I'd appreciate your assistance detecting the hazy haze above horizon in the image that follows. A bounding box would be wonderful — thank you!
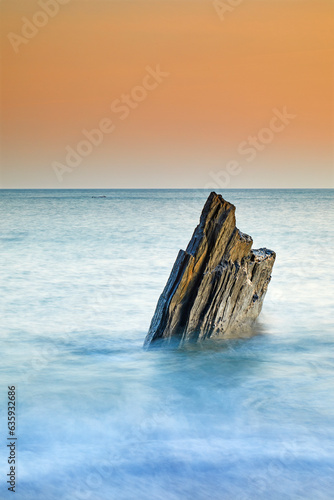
[1,0,333,189]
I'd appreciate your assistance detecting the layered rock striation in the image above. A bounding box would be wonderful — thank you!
[144,192,275,347]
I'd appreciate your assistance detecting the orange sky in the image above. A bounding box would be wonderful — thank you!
[0,0,333,188]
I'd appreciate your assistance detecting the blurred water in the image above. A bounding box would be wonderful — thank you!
[0,188,333,500]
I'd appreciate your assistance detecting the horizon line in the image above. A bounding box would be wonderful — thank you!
[0,187,333,191]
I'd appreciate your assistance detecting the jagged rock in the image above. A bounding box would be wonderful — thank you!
[144,192,275,347]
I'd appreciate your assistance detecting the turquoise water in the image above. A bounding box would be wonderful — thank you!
[0,189,334,499]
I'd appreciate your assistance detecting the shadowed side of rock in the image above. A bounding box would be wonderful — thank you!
[144,192,276,348]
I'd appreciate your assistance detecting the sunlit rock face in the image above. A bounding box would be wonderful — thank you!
[144,192,275,347]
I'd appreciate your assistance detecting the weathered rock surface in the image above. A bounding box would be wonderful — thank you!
[144,192,275,347]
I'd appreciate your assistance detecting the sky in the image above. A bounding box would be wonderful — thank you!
[0,0,333,188]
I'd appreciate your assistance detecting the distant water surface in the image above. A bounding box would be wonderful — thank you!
[0,189,334,499]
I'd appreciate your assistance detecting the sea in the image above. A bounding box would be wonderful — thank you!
[0,188,333,500]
